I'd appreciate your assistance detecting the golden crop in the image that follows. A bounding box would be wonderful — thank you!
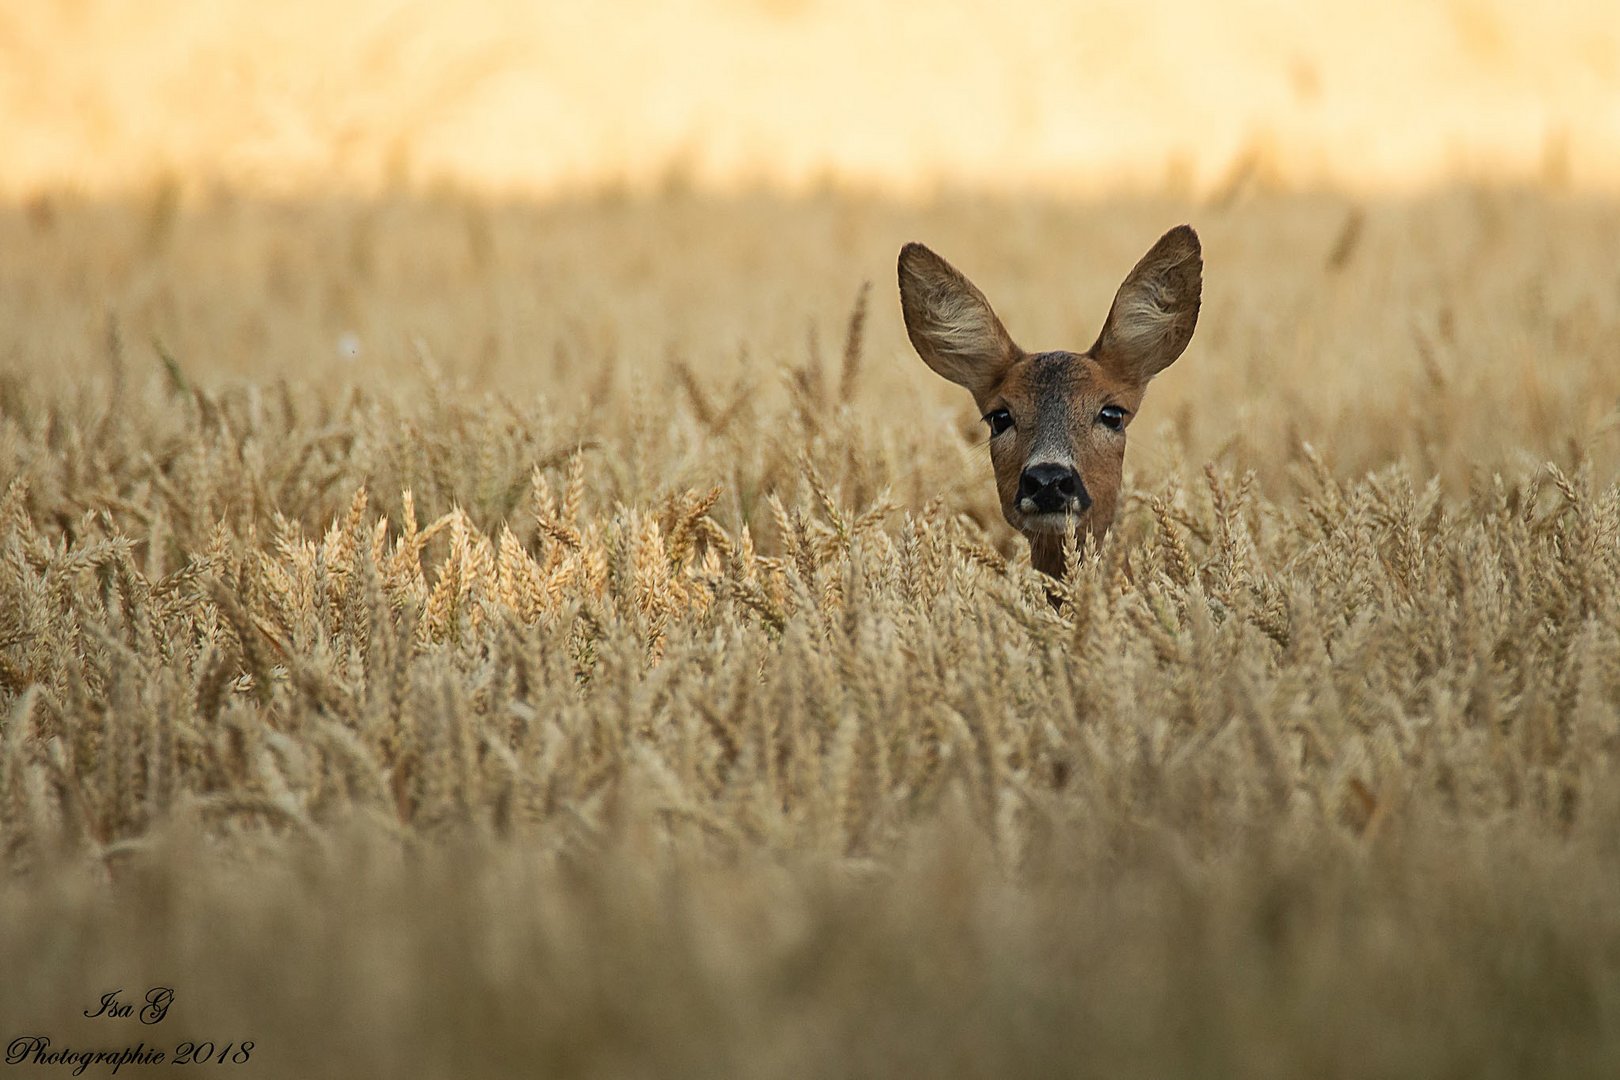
[1,190,1618,1077]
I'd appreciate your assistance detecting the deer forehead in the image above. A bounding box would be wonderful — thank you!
[993,352,1138,417]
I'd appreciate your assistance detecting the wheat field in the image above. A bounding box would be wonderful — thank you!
[2,188,1619,1077]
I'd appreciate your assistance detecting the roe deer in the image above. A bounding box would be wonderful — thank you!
[898,226,1201,579]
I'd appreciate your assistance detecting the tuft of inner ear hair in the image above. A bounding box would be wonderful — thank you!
[1095,225,1202,383]
[897,242,1019,399]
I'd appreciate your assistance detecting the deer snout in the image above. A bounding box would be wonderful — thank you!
[1018,463,1092,515]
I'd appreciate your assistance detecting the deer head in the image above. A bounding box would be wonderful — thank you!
[898,226,1201,578]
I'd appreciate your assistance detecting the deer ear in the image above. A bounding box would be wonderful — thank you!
[898,243,1019,404]
[1093,225,1201,386]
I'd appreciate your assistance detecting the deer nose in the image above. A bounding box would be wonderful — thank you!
[1018,464,1092,514]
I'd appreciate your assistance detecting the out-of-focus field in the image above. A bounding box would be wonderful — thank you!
[1,189,1619,1077]
[4,0,1620,197]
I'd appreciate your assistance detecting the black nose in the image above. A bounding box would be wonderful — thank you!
[1018,464,1092,514]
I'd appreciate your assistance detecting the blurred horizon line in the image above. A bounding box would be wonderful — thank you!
[3,160,1613,210]
[4,0,1619,202]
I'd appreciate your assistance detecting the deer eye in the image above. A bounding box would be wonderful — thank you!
[984,409,1014,437]
[1097,405,1127,431]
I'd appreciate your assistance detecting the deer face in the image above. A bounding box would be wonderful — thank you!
[898,226,1201,577]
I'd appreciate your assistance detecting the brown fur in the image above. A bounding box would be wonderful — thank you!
[898,226,1202,580]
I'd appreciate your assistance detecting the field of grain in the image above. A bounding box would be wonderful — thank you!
[1,187,1619,1078]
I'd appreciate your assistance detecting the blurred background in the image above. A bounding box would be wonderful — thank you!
[4,0,1619,199]
[4,0,1619,496]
